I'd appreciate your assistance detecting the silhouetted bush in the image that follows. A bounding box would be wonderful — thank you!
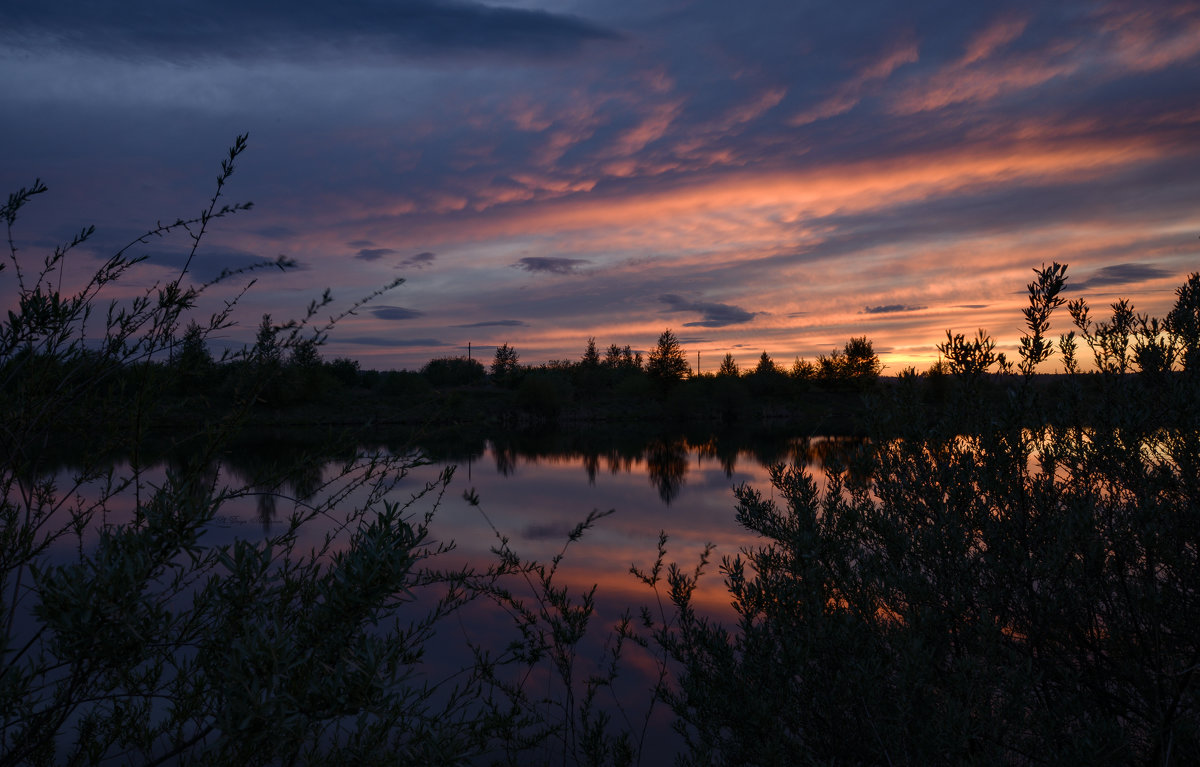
[374,369,433,398]
[2,138,651,765]
[516,373,566,420]
[421,355,486,387]
[326,356,361,388]
[639,264,1200,765]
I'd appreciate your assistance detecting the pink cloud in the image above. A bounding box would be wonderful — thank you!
[789,38,919,126]
[959,15,1028,66]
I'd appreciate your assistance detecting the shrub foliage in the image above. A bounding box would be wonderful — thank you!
[641,264,1200,765]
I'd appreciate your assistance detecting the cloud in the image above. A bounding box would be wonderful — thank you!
[514,256,590,275]
[3,0,619,62]
[1074,262,1172,290]
[398,251,437,269]
[355,247,397,261]
[954,304,989,309]
[862,304,927,314]
[136,244,285,283]
[370,306,424,321]
[660,294,757,328]
[789,37,919,126]
[454,319,528,328]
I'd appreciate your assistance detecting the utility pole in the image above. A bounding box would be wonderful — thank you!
[697,350,700,375]
[468,341,471,361]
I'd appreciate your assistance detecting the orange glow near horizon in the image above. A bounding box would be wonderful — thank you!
[270,128,1200,372]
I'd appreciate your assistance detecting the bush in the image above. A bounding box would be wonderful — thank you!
[326,356,361,388]
[640,265,1200,765]
[1,138,655,765]
[421,356,486,387]
[516,371,569,420]
[817,336,882,390]
[374,369,433,398]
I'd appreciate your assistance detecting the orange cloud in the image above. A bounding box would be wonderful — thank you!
[1096,2,1200,72]
[959,15,1028,66]
[790,38,919,126]
[888,56,1075,115]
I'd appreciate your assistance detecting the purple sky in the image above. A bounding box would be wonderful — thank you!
[3,0,1199,372]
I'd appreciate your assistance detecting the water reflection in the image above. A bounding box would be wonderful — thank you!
[446,429,869,505]
[646,437,688,504]
[42,427,869,543]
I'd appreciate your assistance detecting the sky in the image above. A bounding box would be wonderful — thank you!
[3,0,1199,372]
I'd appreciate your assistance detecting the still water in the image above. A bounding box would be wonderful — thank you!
[187,431,864,616]
[34,430,865,761]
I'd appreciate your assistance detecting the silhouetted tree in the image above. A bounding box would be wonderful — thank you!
[491,342,520,386]
[173,321,214,395]
[604,343,623,369]
[790,357,816,381]
[1168,272,1200,371]
[177,321,212,369]
[753,351,777,376]
[289,336,321,369]
[646,329,689,385]
[718,353,739,377]
[253,313,282,366]
[841,336,882,385]
[818,336,882,389]
[582,337,601,367]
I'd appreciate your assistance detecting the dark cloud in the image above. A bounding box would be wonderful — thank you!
[862,304,927,314]
[336,336,444,347]
[356,247,397,262]
[134,244,285,283]
[954,304,989,309]
[3,0,619,62]
[454,319,528,328]
[398,251,437,269]
[514,257,590,275]
[1075,262,1172,290]
[660,294,757,328]
[370,306,423,321]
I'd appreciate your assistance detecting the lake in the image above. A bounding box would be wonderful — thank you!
[26,428,865,762]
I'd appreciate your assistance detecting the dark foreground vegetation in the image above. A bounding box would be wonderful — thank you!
[3,138,1199,764]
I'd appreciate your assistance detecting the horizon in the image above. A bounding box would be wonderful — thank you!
[3,1,1199,372]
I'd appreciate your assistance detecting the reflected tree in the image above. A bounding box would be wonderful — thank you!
[646,436,688,504]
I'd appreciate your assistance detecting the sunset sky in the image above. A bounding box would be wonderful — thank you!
[3,0,1199,372]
